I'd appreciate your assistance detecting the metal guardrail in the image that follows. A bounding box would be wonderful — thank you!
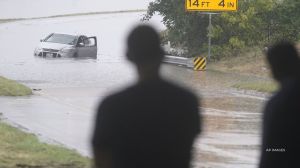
[163,55,194,68]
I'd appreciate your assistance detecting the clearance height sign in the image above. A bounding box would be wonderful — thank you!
[186,0,238,11]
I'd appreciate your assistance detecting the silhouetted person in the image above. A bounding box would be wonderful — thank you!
[259,41,300,168]
[92,25,201,168]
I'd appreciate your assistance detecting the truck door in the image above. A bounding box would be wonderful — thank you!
[77,36,97,58]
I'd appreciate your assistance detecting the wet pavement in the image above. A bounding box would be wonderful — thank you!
[0,12,267,168]
[194,107,262,168]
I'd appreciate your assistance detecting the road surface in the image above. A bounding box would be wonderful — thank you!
[0,11,266,168]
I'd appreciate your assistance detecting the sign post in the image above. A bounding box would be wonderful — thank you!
[208,13,212,60]
[185,0,238,61]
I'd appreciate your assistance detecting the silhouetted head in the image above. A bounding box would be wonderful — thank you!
[126,25,165,81]
[266,41,300,82]
[126,25,164,65]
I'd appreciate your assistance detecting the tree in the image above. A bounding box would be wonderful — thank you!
[144,0,300,59]
[144,0,208,57]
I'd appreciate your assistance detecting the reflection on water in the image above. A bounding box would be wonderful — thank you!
[11,56,134,89]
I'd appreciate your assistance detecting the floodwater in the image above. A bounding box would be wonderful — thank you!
[0,0,153,19]
[0,11,266,168]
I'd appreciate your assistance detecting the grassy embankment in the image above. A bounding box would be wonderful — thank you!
[0,76,91,167]
[0,76,32,96]
[0,121,91,168]
[208,48,278,93]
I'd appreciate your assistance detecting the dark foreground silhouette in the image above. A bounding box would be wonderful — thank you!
[92,25,201,168]
[259,41,300,168]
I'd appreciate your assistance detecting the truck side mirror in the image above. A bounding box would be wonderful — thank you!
[78,42,84,47]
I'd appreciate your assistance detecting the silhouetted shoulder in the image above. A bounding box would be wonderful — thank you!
[109,79,199,101]
[93,24,201,168]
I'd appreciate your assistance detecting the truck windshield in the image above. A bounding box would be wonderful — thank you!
[44,34,77,45]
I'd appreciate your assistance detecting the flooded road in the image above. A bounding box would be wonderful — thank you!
[0,12,266,168]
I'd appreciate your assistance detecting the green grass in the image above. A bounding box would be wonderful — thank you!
[0,76,32,96]
[208,47,270,78]
[0,19,22,24]
[207,49,281,93]
[232,81,278,93]
[0,121,91,168]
